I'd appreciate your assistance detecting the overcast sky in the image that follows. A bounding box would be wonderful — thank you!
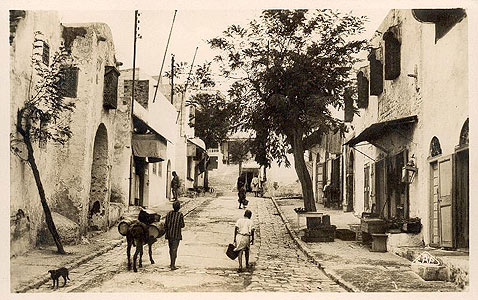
[59,9,390,86]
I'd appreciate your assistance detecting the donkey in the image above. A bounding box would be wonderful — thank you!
[123,210,161,272]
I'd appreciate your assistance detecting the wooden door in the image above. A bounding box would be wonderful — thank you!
[455,149,469,248]
[438,156,453,248]
[316,161,324,203]
[430,161,440,246]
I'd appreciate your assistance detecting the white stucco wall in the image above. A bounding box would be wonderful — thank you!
[348,9,468,246]
[10,12,129,254]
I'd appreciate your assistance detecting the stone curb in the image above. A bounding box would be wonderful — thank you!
[14,196,209,293]
[14,239,124,293]
[270,197,362,293]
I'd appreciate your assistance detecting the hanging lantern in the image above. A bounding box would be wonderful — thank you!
[402,159,418,184]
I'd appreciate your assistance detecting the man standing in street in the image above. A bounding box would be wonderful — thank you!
[171,171,180,202]
[234,209,255,272]
[164,201,184,270]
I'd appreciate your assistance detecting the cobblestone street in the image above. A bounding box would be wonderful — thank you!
[30,194,344,292]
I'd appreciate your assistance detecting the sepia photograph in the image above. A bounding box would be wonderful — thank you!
[5,0,475,297]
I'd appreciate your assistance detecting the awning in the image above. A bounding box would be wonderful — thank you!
[132,134,167,162]
[242,161,261,169]
[344,115,418,147]
[187,137,206,151]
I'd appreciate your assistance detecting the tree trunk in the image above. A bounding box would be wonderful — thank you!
[24,136,66,254]
[291,131,316,212]
[204,163,209,190]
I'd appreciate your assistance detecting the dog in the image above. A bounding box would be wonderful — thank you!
[125,210,161,272]
[48,267,70,289]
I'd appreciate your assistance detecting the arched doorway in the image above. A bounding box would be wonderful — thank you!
[455,119,469,249]
[88,124,109,231]
[346,151,354,212]
[429,136,453,247]
[166,160,172,200]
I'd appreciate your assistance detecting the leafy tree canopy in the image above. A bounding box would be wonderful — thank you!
[209,9,368,166]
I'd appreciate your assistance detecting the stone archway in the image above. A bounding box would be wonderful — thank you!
[88,124,109,231]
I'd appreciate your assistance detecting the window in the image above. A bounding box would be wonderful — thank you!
[459,118,469,146]
[368,51,383,95]
[357,71,369,108]
[158,161,162,177]
[430,136,442,157]
[61,67,79,98]
[383,31,401,80]
[42,41,50,66]
[103,66,120,109]
[152,162,157,175]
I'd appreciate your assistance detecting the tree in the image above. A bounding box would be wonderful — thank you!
[11,38,75,254]
[209,10,367,212]
[228,139,252,176]
[190,92,236,149]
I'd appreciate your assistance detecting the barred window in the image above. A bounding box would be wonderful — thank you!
[430,136,442,157]
[459,118,469,146]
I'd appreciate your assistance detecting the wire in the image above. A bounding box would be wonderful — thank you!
[153,10,177,103]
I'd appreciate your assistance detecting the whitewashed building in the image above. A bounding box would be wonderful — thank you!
[344,9,468,250]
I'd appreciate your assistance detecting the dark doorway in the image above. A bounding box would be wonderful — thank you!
[455,149,469,249]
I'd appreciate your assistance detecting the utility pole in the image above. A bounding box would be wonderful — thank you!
[129,10,140,208]
[170,54,175,104]
[131,10,139,119]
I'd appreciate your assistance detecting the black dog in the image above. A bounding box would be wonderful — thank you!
[48,267,70,289]
[126,210,161,272]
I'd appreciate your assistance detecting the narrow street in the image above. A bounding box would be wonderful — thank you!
[32,194,344,292]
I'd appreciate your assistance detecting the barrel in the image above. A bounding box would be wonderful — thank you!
[118,220,131,236]
[148,221,165,239]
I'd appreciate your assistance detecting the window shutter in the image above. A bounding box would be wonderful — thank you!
[344,91,354,122]
[357,71,369,108]
[384,32,401,80]
[42,42,50,66]
[368,52,383,95]
[103,66,120,109]
[61,67,79,98]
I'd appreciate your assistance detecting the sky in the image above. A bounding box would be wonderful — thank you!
[58,9,391,89]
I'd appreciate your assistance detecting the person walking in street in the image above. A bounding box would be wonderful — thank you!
[237,174,247,209]
[171,171,180,202]
[238,185,248,209]
[251,175,260,197]
[164,201,184,270]
[234,209,255,272]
